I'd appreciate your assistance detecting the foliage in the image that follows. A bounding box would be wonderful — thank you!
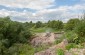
[0,17,32,55]
[31,27,59,33]
[35,21,43,28]
[56,48,64,55]
[55,39,62,44]
[47,20,63,30]
[65,18,80,30]
[23,21,35,29]
[64,31,79,44]
[65,43,77,50]
[34,45,50,53]
[55,36,65,44]
[75,20,85,37]
[1,16,85,55]
[3,44,34,55]
[74,20,85,43]
[31,27,47,33]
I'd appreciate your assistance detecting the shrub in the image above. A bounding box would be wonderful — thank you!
[0,17,33,55]
[64,31,79,43]
[7,44,35,55]
[54,36,65,44]
[65,43,77,50]
[34,45,49,53]
[47,20,63,30]
[75,21,85,37]
[55,39,62,44]
[75,20,85,43]
[56,48,64,55]
[65,18,80,30]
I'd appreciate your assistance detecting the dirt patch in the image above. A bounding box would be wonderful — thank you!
[31,33,55,47]
[34,39,68,55]
[32,32,67,55]
[31,32,63,47]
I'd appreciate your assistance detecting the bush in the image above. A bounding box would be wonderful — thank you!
[56,49,64,55]
[34,45,50,53]
[64,31,79,43]
[0,17,33,55]
[65,18,80,30]
[65,43,77,50]
[75,21,85,37]
[54,36,65,44]
[75,20,85,43]
[6,44,35,55]
[55,39,62,44]
[47,20,63,30]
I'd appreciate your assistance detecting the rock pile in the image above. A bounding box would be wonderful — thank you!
[70,48,85,55]
[31,33,55,47]
[35,39,68,55]
[65,48,85,55]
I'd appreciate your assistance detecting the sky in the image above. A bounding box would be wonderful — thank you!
[0,0,85,23]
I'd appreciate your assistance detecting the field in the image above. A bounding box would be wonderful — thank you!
[30,27,61,33]
[0,17,85,55]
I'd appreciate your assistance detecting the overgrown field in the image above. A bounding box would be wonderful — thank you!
[0,17,85,55]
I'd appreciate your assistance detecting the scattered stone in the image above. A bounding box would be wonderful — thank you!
[70,48,85,55]
[31,33,55,47]
[32,33,85,55]
[65,50,73,55]
[34,39,68,55]
[56,39,68,50]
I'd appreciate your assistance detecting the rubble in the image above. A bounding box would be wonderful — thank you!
[31,33,85,55]
[31,33,55,47]
[34,39,68,55]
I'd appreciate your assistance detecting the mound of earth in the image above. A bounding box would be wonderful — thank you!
[34,39,68,55]
[31,32,63,47]
[65,48,85,55]
[32,32,85,55]
[31,33,55,47]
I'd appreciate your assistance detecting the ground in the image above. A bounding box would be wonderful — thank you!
[31,32,85,55]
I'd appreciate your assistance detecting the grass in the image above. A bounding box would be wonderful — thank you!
[34,45,50,53]
[65,43,78,50]
[56,48,64,55]
[30,27,61,33]
[31,27,47,33]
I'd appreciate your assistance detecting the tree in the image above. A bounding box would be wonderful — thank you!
[65,18,80,30]
[0,17,32,55]
[23,21,35,28]
[35,21,43,28]
[75,20,85,43]
[74,13,85,43]
[47,20,63,30]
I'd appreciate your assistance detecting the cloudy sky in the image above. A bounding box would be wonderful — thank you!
[0,0,85,22]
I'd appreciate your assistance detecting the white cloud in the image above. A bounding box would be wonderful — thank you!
[0,4,85,22]
[32,4,85,22]
[0,0,54,10]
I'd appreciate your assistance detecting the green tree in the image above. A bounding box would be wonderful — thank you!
[24,21,35,28]
[35,21,43,28]
[47,20,63,30]
[75,20,85,43]
[0,17,32,55]
[65,18,80,30]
